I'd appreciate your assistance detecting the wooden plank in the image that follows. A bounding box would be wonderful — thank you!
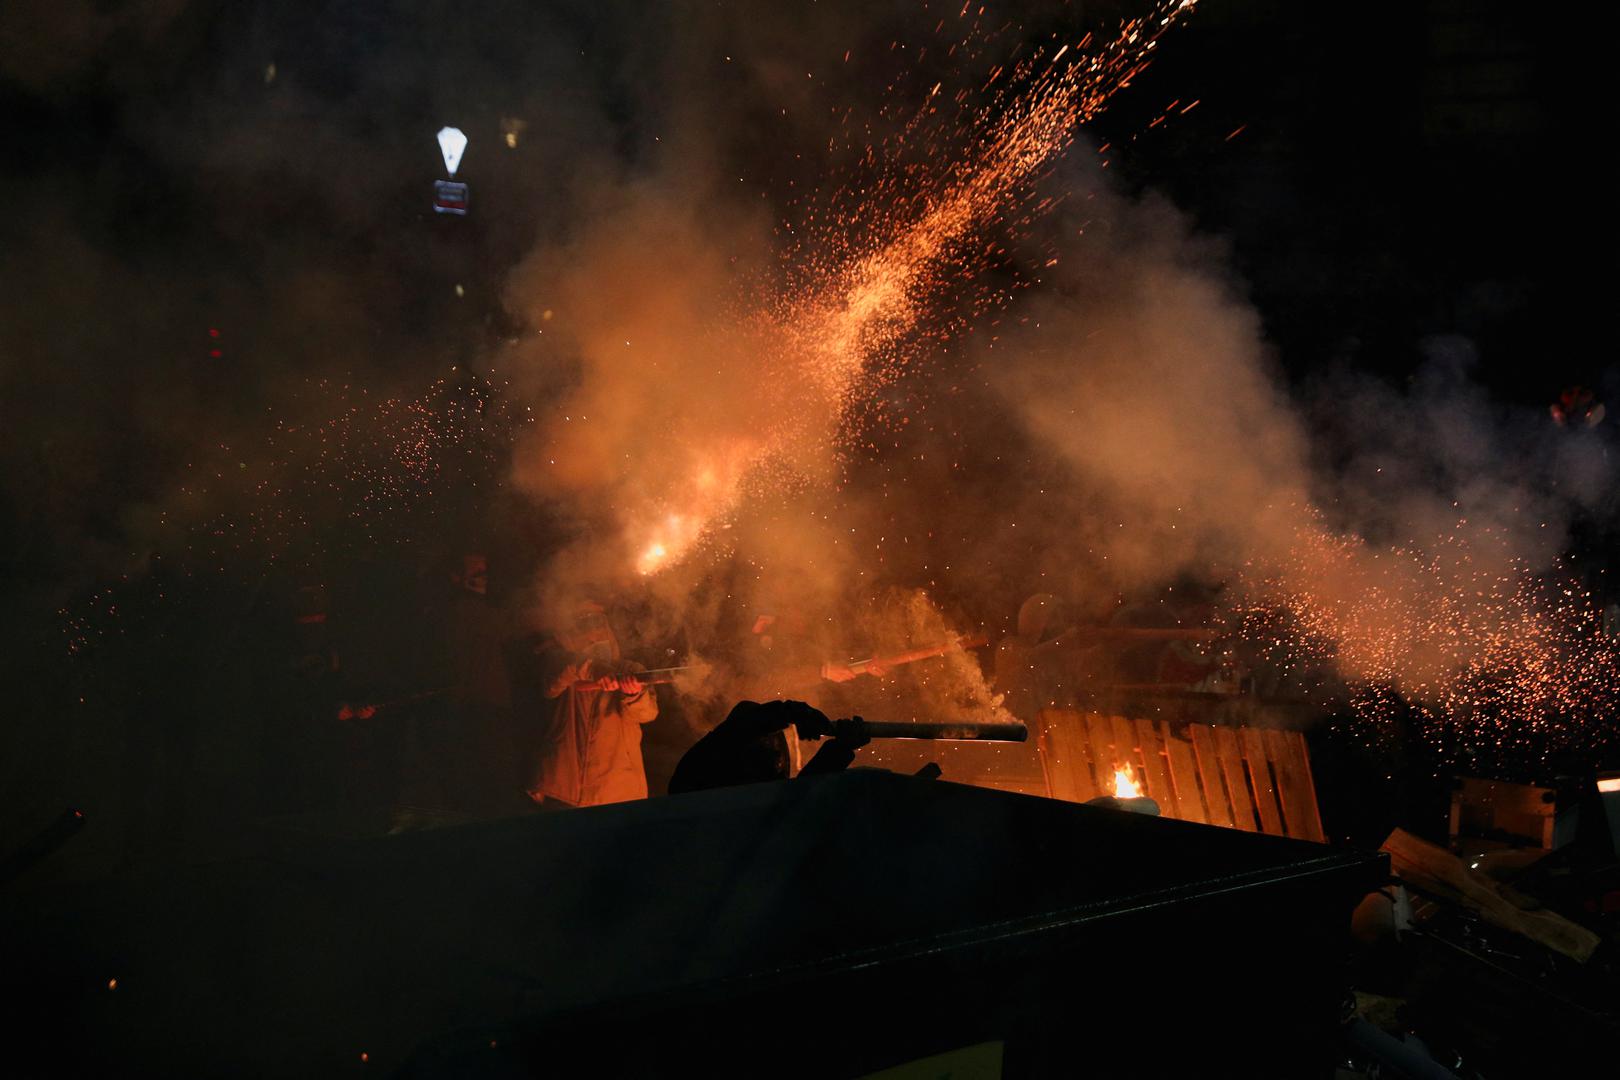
[1033,710,1065,801]
[1264,728,1325,842]
[1452,778,1560,849]
[1241,727,1285,836]
[1213,725,1258,831]
[1035,709,1096,803]
[1383,828,1600,963]
[1160,721,1208,824]
[1188,723,1233,828]
[1132,716,1178,817]
[1065,713,1098,802]
[1085,712,1118,796]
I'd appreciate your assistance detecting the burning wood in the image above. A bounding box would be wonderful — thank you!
[1112,765,1143,799]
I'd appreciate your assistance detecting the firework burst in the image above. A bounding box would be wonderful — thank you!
[616,2,1202,575]
[1233,519,1620,773]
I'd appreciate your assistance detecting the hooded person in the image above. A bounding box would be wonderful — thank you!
[993,593,1086,717]
[526,600,658,808]
[736,605,889,703]
[667,700,871,795]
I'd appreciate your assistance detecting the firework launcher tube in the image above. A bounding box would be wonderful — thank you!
[807,717,1027,742]
[841,632,991,676]
[570,666,689,693]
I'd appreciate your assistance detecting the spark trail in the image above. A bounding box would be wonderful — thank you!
[1233,520,1620,772]
[627,1,1201,575]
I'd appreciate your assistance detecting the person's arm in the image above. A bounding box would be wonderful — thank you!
[538,643,591,700]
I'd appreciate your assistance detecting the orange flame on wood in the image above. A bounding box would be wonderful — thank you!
[1112,765,1143,799]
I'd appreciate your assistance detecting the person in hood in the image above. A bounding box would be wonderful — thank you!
[526,600,658,808]
[667,699,870,795]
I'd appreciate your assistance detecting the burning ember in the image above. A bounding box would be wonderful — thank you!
[1234,519,1620,771]
[1112,766,1143,799]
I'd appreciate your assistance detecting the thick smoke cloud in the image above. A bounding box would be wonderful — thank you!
[1,2,610,604]
[4,0,1614,853]
[0,0,630,856]
[499,103,1615,745]
[972,171,1615,733]
[991,183,1313,587]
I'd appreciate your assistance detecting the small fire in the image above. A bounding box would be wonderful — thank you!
[636,541,670,576]
[634,512,704,576]
[629,441,757,576]
[1112,766,1143,799]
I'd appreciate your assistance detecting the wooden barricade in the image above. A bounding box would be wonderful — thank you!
[1034,709,1326,842]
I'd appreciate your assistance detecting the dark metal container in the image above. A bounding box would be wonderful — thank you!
[5,771,1383,1078]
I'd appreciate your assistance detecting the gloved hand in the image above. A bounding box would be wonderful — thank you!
[584,660,644,695]
[770,700,832,740]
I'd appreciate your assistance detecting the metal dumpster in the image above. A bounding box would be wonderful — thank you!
[4,770,1384,1077]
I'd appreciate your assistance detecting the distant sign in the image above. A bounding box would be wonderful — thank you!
[433,179,469,216]
[437,126,467,176]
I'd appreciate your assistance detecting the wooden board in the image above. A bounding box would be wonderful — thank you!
[1159,722,1207,825]
[1264,728,1325,842]
[1085,713,1118,796]
[1034,710,1096,803]
[1028,712,1325,843]
[1132,716,1178,817]
[1383,828,1599,963]
[1240,727,1285,836]
[1189,723,1234,828]
[1213,725,1257,831]
[1450,777,1560,849]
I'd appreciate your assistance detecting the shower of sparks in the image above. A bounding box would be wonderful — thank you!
[61,375,524,655]
[1232,522,1620,772]
[184,374,516,554]
[625,1,1201,575]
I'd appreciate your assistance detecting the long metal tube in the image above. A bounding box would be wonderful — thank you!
[831,718,1028,742]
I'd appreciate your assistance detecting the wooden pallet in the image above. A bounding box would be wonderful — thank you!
[1448,776,1575,852]
[1034,709,1326,842]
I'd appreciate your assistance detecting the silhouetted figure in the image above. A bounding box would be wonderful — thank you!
[667,700,870,795]
[407,551,520,817]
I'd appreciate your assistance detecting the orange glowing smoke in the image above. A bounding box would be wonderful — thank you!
[1112,765,1144,799]
[622,1,1201,576]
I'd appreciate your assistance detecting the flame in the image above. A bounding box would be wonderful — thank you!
[636,541,670,576]
[629,440,756,575]
[1112,766,1143,799]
